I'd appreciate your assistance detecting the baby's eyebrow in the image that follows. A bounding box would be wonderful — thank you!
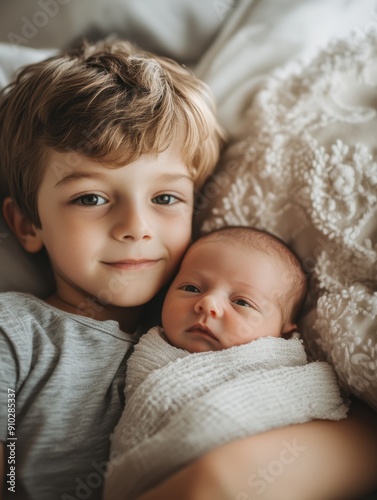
[233,281,271,301]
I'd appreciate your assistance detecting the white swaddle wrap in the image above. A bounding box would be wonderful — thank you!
[104,327,348,499]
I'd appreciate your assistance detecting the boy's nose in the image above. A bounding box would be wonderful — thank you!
[112,204,152,242]
[194,294,223,318]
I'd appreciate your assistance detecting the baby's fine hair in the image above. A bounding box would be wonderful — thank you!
[196,226,308,324]
[0,40,225,227]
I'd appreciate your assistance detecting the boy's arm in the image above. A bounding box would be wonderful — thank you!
[137,399,377,500]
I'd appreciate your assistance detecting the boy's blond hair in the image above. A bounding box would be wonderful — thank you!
[0,40,225,227]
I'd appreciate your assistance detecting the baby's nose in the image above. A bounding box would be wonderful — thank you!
[194,293,223,318]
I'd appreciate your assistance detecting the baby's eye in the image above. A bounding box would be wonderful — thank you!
[233,299,251,307]
[152,194,179,205]
[74,194,107,206]
[181,284,200,293]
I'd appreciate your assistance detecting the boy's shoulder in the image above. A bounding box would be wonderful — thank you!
[0,291,58,324]
[0,290,135,390]
[0,290,134,340]
[0,291,65,350]
[0,290,42,306]
[0,291,45,318]
[0,291,82,340]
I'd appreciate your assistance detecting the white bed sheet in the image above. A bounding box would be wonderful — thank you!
[195,0,377,138]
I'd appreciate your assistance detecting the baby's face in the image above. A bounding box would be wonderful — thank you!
[162,239,295,353]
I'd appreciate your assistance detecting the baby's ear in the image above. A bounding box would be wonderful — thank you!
[281,321,297,339]
[2,197,44,253]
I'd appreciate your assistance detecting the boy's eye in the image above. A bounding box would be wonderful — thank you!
[233,299,251,307]
[152,194,179,205]
[74,194,107,206]
[181,284,200,293]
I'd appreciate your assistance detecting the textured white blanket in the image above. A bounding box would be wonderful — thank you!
[104,327,348,499]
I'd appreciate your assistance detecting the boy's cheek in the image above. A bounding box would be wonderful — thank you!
[170,230,191,262]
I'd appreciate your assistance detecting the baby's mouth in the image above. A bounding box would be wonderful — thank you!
[187,323,218,341]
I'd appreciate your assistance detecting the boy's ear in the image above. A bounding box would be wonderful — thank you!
[2,197,44,253]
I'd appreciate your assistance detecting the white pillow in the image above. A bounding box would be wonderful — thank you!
[0,43,56,295]
[0,0,230,64]
[196,30,377,411]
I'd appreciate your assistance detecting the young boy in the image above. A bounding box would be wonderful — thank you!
[104,226,348,499]
[0,40,223,500]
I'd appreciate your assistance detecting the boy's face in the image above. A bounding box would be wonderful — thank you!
[162,239,295,353]
[32,143,194,314]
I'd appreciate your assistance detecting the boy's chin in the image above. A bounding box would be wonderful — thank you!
[109,287,161,309]
[96,268,169,309]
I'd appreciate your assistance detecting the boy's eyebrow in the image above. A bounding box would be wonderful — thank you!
[54,171,193,187]
[54,172,102,187]
[155,173,193,184]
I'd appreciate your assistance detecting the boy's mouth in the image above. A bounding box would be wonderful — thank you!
[103,259,161,270]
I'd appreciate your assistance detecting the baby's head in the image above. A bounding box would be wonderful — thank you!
[162,226,307,353]
[0,40,224,228]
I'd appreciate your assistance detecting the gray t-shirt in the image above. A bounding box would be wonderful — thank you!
[0,292,138,500]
